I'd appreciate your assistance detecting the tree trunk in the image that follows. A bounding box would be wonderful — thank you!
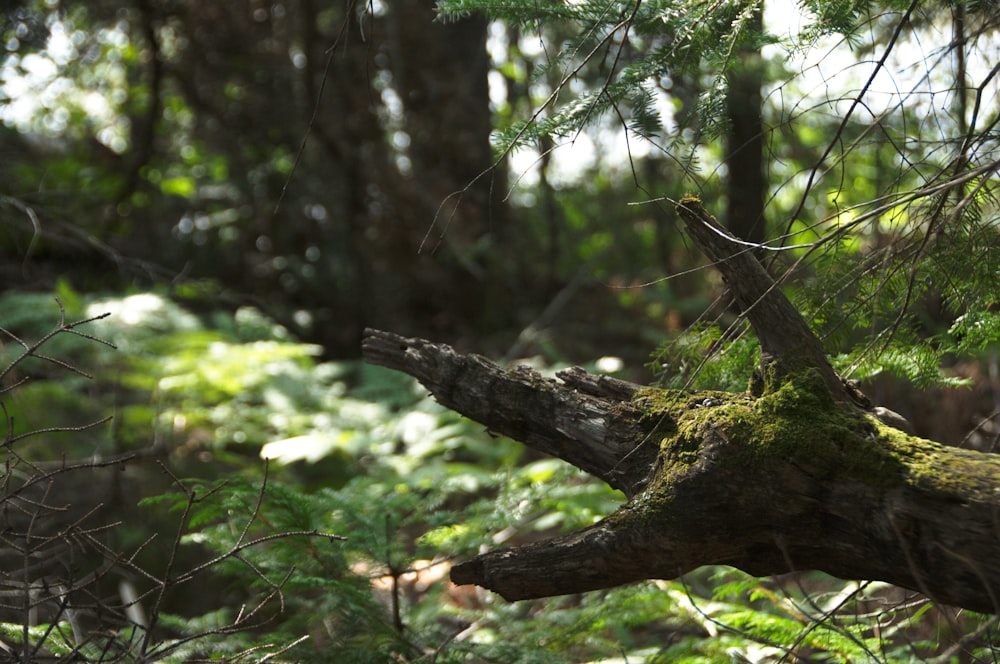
[361,197,1000,615]
[724,3,766,246]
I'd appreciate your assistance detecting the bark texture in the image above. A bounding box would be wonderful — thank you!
[361,197,1000,615]
[362,332,654,499]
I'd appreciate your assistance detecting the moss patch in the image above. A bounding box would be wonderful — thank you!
[882,430,1000,502]
[626,366,1000,511]
[631,369,907,489]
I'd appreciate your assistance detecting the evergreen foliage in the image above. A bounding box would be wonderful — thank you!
[444,0,1000,394]
[440,0,781,156]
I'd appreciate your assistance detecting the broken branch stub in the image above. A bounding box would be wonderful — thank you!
[675,195,846,400]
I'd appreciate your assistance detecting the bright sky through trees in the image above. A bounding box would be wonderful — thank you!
[486,0,999,191]
[1,16,130,149]
[5,1,996,186]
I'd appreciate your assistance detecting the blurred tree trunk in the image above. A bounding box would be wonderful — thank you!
[724,4,766,246]
[384,3,511,339]
[225,0,506,353]
[390,4,497,241]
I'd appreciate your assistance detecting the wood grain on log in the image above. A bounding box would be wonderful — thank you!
[362,329,658,498]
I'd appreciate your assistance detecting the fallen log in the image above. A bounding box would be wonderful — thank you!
[361,197,1000,614]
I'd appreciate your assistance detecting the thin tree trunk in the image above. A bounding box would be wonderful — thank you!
[724,4,766,245]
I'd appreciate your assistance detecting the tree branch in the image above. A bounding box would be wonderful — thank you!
[361,329,657,498]
[675,196,847,400]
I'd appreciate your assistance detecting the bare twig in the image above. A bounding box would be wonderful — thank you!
[0,299,114,384]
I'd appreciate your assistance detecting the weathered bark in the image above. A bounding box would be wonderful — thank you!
[675,196,849,401]
[362,333,653,498]
[361,197,1000,615]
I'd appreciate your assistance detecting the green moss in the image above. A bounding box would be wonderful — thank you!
[631,370,905,487]
[611,368,1000,538]
[883,430,1000,502]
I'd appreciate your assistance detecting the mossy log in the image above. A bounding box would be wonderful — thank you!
[361,197,1000,614]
